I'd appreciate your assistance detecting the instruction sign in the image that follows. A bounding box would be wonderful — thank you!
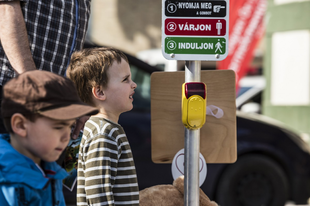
[165,1,227,17]
[162,0,229,61]
[165,37,226,54]
[165,19,227,36]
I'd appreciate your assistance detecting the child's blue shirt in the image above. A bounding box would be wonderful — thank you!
[0,134,68,206]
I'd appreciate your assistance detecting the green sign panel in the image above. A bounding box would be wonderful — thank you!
[165,37,226,55]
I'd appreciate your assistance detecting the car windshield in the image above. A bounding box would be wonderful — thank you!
[130,64,151,110]
[237,86,252,98]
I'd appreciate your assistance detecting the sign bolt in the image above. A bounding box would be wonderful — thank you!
[170,53,175,58]
[215,54,220,59]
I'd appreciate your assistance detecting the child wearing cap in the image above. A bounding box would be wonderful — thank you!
[0,70,98,205]
[66,47,139,206]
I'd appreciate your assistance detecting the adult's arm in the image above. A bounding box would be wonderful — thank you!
[0,1,36,74]
[72,115,90,139]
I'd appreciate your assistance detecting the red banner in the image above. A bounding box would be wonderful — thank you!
[216,0,267,88]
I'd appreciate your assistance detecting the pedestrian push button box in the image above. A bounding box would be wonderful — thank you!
[182,82,206,130]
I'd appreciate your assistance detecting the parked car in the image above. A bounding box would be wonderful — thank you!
[64,42,310,206]
[237,75,266,113]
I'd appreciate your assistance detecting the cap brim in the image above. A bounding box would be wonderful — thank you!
[39,104,98,120]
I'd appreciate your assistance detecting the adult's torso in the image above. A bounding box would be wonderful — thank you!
[0,0,92,85]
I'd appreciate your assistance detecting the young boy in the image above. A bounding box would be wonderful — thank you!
[66,47,139,205]
[0,70,98,205]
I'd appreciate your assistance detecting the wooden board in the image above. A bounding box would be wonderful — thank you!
[151,70,236,163]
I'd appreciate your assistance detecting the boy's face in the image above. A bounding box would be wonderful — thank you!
[24,116,75,164]
[104,58,137,116]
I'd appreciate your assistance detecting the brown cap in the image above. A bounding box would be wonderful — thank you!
[1,70,98,120]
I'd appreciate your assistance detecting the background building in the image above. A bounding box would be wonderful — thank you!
[89,0,162,54]
[263,0,310,142]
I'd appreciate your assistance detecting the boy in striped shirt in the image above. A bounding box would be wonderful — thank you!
[66,47,139,206]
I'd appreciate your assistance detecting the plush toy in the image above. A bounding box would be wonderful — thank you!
[140,176,218,206]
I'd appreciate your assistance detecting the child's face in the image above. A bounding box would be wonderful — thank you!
[104,58,137,116]
[24,116,75,164]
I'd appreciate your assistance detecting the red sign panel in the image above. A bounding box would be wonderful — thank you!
[165,18,226,36]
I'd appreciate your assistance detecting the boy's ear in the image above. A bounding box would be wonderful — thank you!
[11,113,27,138]
[92,85,106,101]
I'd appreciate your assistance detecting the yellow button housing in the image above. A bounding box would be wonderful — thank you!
[182,82,206,130]
[187,95,205,128]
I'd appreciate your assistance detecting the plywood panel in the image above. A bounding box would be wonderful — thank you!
[151,70,236,163]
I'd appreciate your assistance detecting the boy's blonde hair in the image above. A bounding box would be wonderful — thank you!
[66,47,128,106]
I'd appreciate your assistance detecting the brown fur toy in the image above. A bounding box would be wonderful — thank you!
[140,176,218,206]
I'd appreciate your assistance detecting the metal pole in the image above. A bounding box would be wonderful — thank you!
[184,60,201,206]
[185,61,201,82]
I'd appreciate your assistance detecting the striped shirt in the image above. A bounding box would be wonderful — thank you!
[77,117,139,206]
[0,0,91,85]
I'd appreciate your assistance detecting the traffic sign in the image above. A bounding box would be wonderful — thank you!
[165,19,227,36]
[165,1,226,17]
[165,37,226,55]
[162,0,229,61]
